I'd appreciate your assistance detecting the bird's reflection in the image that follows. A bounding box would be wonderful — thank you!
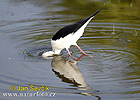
[51,55,101,99]
[51,55,88,87]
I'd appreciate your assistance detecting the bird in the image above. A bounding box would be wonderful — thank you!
[42,9,102,57]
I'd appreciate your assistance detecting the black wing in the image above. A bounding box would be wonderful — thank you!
[52,9,102,40]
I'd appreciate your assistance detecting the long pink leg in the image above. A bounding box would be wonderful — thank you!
[66,49,71,62]
[76,45,93,58]
[76,45,86,55]
[66,48,71,56]
[66,48,77,61]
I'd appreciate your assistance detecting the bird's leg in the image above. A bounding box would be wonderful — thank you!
[66,48,71,56]
[76,45,93,58]
[76,45,86,55]
[66,48,77,61]
[66,49,71,62]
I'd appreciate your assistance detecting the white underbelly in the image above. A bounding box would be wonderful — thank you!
[51,33,82,51]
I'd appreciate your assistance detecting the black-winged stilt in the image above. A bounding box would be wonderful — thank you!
[42,9,101,57]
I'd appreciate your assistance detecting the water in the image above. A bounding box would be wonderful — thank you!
[0,0,140,100]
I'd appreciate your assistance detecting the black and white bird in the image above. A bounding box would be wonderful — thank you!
[42,9,101,57]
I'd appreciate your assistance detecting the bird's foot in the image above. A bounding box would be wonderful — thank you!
[82,53,93,58]
[85,54,93,58]
[67,55,77,62]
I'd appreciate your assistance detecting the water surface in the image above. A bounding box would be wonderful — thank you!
[0,0,140,100]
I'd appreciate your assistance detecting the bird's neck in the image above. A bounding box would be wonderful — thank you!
[53,50,61,55]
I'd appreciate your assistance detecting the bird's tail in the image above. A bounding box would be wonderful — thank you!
[88,8,103,18]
